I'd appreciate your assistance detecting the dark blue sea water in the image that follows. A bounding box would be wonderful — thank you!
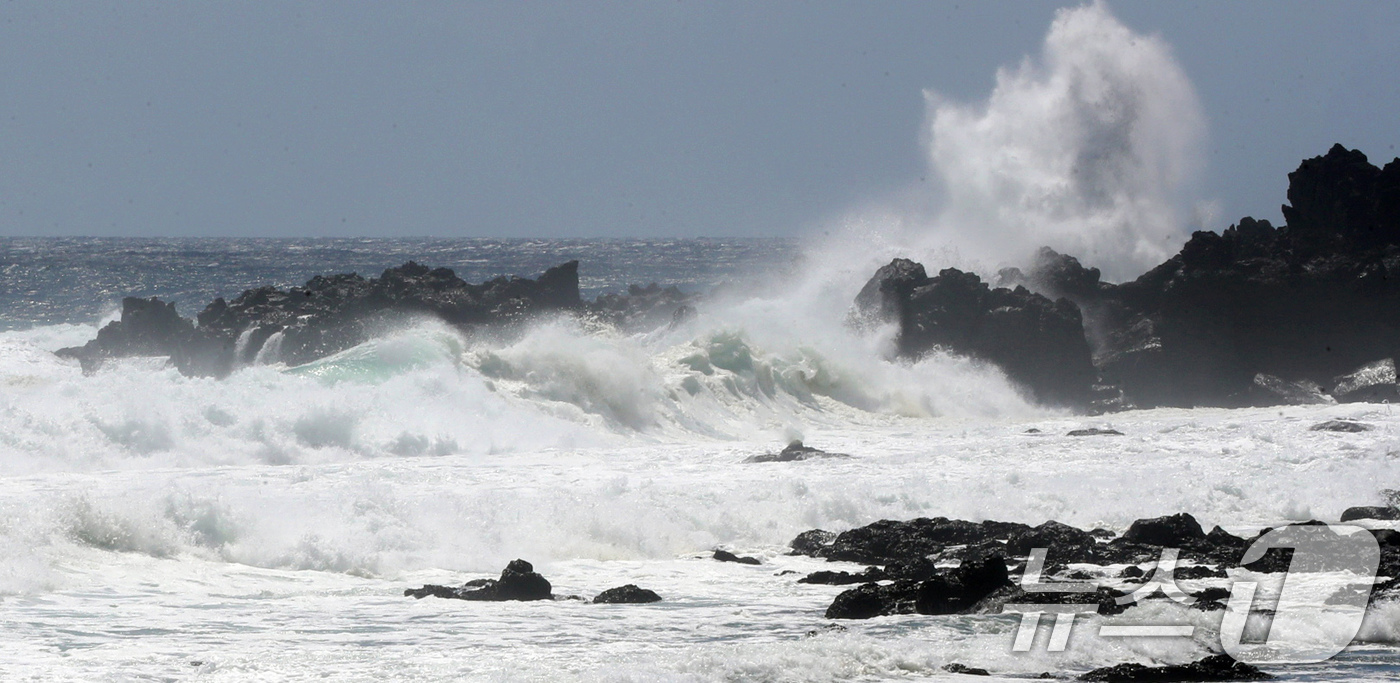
[0,236,799,330]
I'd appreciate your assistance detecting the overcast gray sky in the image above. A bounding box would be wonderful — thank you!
[1,1,1397,239]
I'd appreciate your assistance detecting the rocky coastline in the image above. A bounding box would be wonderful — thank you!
[57,145,1400,417]
[857,144,1400,411]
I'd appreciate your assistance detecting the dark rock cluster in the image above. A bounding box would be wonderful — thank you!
[404,559,664,605]
[790,507,1400,622]
[57,260,694,377]
[862,144,1400,410]
[713,549,762,565]
[852,259,1096,408]
[405,558,554,601]
[1078,654,1272,682]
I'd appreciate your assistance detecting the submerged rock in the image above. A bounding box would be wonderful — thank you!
[1310,420,1372,432]
[592,585,662,604]
[942,663,990,676]
[1078,654,1272,681]
[744,440,851,463]
[713,549,761,565]
[1066,427,1123,436]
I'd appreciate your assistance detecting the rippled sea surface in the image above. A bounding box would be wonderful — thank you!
[0,237,799,330]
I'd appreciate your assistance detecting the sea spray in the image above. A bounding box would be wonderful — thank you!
[926,1,1207,280]
[811,2,1208,284]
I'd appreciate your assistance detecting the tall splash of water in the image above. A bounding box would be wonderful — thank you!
[921,1,1206,282]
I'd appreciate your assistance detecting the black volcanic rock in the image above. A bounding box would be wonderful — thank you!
[942,663,991,676]
[404,559,553,601]
[1121,513,1207,548]
[1023,247,1107,302]
[854,263,1095,408]
[1341,505,1400,522]
[61,261,584,376]
[1088,146,1400,409]
[817,517,1031,565]
[971,583,1129,617]
[913,553,1012,615]
[788,529,837,556]
[852,258,929,325]
[1078,654,1271,682]
[55,297,196,373]
[1005,520,1098,560]
[745,440,851,463]
[824,581,917,619]
[953,145,1400,410]
[820,551,1130,620]
[713,549,761,565]
[593,584,662,604]
[799,568,888,585]
[58,260,693,378]
[588,282,696,332]
[1283,144,1400,253]
[824,553,1014,620]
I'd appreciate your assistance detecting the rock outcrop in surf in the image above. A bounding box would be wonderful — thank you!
[864,144,1400,410]
[405,558,554,601]
[56,260,693,377]
[791,509,1400,621]
[852,260,1097,408]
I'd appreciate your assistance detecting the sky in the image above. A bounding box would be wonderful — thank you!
[0,1,1397,242]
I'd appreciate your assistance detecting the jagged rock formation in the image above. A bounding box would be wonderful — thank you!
[791,509,1400,622]
[852,260,1097,408]
[57,260,692,377]
[868,144,1400,410]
